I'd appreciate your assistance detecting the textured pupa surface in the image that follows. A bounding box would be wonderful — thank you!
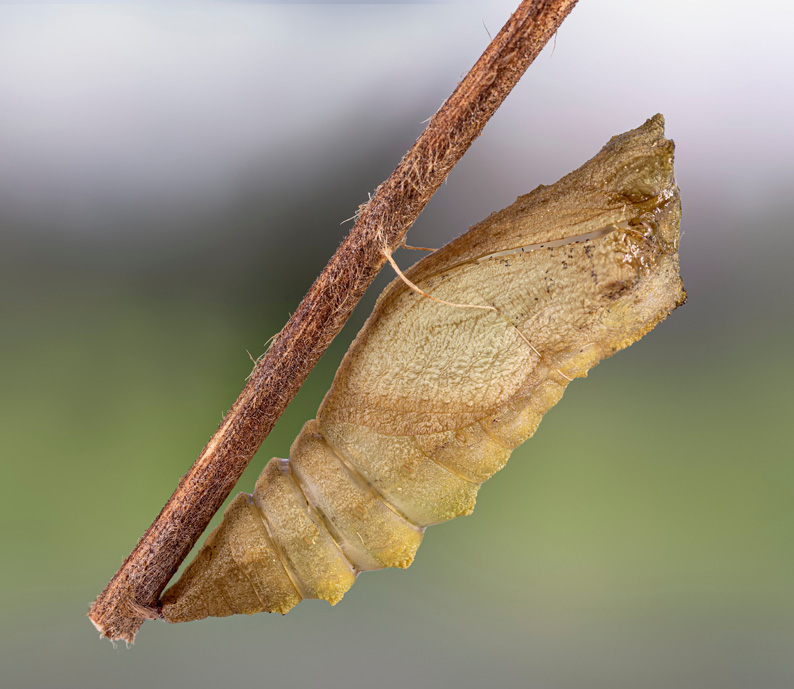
[161,115,685,623]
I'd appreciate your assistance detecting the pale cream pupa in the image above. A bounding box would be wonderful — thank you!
[161,115,685,623]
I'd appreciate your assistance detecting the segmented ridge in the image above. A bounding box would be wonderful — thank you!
[160,492,301,623]
[161,372,573,624]
[288,420,425,573]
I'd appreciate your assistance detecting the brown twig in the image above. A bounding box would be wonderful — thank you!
[88,0,580,644]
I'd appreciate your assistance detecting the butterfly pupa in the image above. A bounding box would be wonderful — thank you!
[160,115,685,623]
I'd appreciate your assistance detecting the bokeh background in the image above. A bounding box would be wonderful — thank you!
[1,1,792,687]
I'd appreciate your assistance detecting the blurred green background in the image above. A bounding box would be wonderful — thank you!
[1,1,792,687]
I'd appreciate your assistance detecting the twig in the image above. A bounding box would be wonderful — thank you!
[88,0,580,644]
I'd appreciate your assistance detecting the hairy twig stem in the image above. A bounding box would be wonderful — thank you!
[89,0,579,643]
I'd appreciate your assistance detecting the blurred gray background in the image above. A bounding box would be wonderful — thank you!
[1,1,792,688]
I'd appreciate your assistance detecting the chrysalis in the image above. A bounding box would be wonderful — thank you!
[161,115,685,623]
